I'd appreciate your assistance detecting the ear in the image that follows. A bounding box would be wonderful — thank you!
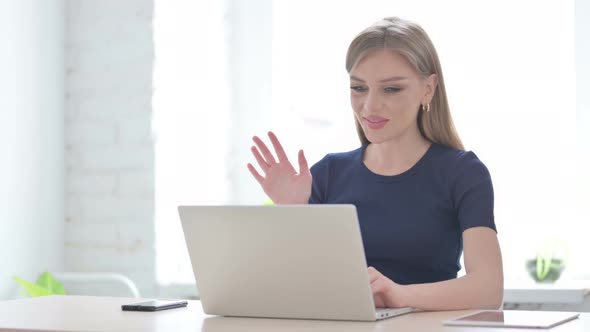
[423,74,438,104]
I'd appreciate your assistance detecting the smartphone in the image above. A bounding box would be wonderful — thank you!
[121,299,188,312]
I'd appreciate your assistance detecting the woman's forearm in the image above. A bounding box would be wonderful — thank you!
[397,270,503,311]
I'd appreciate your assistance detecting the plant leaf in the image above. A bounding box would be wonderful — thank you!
[536,256,544,280]
[13,277,52,297]
[36,272,66,295]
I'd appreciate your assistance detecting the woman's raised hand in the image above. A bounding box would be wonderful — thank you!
[247,132,312,204]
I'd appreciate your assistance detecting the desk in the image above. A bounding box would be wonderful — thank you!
[0,295,587,332]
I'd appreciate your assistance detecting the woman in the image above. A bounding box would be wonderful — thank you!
[247,17,503,311]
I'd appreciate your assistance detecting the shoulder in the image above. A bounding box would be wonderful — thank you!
[430,144,491,180]
[431,145,496,231]
[429,144,493,207]
[310,146,364,171]
[308,146,364,203]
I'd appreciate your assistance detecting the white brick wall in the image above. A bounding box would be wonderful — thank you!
[65,0,156,297]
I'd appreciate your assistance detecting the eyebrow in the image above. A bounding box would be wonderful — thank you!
[350,76,409,83]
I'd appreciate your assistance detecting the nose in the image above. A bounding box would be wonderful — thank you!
[364,90,382,113]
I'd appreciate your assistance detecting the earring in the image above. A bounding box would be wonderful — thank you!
[423,103,430,113]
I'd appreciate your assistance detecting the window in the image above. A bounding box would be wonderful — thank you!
[271,0,582,281]
[154,0,586,289]
[153,0,231,285]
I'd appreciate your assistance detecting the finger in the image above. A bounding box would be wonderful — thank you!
[367,266,380,283]
[247,163,265,185]
[298,149,310,174]
[370,278,388,293]
[372,279,396,308]
[373,295,386,308]
[251,146,270,172]
[252,135,277,165]
[370,280,387,308]
[268,131,290,163]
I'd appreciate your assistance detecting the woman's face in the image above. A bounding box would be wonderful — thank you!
[350,49,436,144]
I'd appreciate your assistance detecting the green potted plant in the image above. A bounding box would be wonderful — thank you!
[525,239,568,283]
[13,272,66,297]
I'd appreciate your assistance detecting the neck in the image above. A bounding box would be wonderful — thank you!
[364,133,432,176]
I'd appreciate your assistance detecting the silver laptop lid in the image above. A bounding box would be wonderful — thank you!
[178,205,378,321]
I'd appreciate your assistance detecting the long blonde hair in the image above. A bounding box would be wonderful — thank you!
[346,17,464,150]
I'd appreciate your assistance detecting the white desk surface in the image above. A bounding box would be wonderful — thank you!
[0,295,588,332]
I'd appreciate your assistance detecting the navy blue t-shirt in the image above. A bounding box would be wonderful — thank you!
[309,143,496,285]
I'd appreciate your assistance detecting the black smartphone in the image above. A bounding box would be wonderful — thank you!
[121,299,188,312]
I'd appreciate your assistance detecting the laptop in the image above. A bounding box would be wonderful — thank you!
[178,204,414,321]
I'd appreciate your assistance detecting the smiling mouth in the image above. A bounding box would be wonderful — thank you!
[366,118,387,123]
[363,117,389,129]
[364,116,389,123]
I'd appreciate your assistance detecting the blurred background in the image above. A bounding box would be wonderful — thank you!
[0,0,588,309]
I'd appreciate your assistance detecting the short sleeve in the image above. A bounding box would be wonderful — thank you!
[451,152,496,233]
[308,154,331,204]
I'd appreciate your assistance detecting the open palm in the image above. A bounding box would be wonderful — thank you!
[247,132,312,204]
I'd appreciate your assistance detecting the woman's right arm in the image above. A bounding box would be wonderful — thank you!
[247,131,312,204]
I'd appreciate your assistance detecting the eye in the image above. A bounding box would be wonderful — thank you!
[350,86,367,93]
[384,87,401,93]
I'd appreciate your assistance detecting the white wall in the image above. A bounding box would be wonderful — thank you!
[65,0,156,297]
[577,0,590,126]
[575,0,590,278]
[0,0,65,299]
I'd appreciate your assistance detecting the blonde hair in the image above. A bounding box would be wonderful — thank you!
[346,17,464,150]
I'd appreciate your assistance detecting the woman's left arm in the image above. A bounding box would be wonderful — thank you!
[370,226,503,310]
